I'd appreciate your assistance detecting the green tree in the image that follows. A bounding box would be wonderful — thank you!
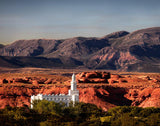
[32,100,65,116]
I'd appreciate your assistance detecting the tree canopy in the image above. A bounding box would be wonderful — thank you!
[0,101,160,126]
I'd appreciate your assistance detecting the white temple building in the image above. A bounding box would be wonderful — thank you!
[31,73,79,108]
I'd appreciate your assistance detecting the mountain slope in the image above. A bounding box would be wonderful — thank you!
[0,56,83,68]
[84,27,160,71]
[0,39,62,56]
[0,27,160,72]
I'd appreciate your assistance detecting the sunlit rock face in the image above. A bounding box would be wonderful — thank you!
[126,88,160,108]
[0,71,160,110]
[0,84,160,110]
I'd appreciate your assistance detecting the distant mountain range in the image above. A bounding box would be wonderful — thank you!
[0,27,160,72]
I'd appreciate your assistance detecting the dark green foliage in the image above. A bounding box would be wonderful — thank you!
[105,106,160,126]
[32,100,65,115]
[1,102,160,125]
[146,113,160,126]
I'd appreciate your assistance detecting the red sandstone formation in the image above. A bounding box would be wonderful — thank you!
[0,79,8,84]
[14,78,28,83]
[0,72,160,111]
[108,79,115,84]
[126,87,160,108]
[1,72,154,85]
[0,77,61,85]
[44,78,53,84]
[76,71,126,84]
[110,74,121,80]
[0,84,160,110]
[76,71,110,83]
[79,87,115,111]
[32,80,39,87]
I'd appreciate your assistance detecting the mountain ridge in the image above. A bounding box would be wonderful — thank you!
[0,27,160,72]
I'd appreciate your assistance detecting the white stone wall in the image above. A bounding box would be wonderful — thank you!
[42,94,72,106]
[31,94,73,108]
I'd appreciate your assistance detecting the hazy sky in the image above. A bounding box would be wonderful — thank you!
[0,0,160,44]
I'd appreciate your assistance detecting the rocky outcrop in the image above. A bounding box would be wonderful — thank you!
[76,71,126,84]
[0,77,64,85]
[76,71,110,83]
[79,87,115,111]
[126,87,160,108]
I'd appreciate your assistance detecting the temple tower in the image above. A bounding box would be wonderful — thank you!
[69,73,79,106]
[71,73,77,90]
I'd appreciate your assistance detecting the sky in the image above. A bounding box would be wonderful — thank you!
[0,0,160,44]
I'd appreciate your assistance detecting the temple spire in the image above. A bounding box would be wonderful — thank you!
[72,73,76,82]
[71,73,77,90]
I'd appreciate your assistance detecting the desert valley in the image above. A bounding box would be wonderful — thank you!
[0,27,160,110]
[1,0,160,124]
[0,27,160,125]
